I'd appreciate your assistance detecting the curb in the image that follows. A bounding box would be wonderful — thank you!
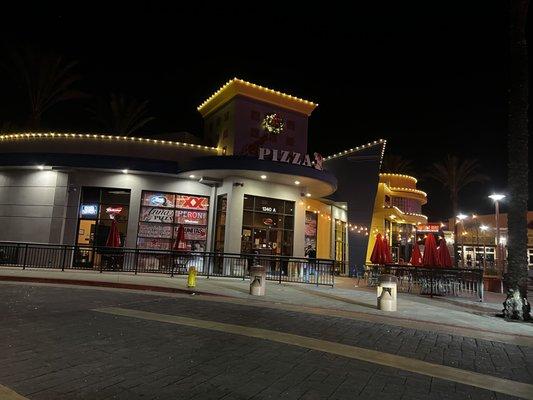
[0,275,228,298]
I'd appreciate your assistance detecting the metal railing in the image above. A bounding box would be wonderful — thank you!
[0,241,335,286]
[362,264,484,301]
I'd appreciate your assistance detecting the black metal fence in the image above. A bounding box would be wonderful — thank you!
[362,264,484,301]
[0,242,335,286]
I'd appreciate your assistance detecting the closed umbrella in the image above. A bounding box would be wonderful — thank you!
[410,243,422,266]
[370,233,385,264]
[383,236,393,264]
[105,219,121,247]
[436,238,453,268]
[173,225,187,251]
[104,219,121,271]
[422,234,438,266]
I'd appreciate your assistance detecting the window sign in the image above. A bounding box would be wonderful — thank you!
[80,204,98,218]
[137,191,209,250]
[105,206,123,215]
[175,210,208,225]
[140,207,174,223]
[142,192,175,208]
[138,222,173,239]
[175,195,209,210]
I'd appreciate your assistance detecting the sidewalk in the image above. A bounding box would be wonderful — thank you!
[1,266,532,342]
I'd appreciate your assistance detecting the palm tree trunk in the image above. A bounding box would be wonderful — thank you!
[503,0,530,320]
[451,194,459,267]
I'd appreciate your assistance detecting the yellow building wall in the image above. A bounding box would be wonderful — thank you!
[304,199,332,259]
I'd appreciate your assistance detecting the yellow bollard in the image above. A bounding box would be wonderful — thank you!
[187,266,197,288]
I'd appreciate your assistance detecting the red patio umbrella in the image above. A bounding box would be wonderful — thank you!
[370,233,385,264]
[105,219,121,247]
[436,238,453,268]
[410,243,422,266]
[382,236,393,264]
[422,234,438,266]
[173,224,187,251]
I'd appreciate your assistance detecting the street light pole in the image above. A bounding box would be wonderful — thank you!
[488,194,505,275]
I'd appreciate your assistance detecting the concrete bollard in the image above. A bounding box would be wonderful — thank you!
[377,274,397,311]
[249,265,266,296]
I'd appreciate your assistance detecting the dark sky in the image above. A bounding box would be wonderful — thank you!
[1,3,530,220]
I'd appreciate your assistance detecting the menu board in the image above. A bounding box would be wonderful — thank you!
[142,192,175,208]
[175,210,208,225]
[138,222,173,239]
[140,207,174,223]
[137,191,209,250]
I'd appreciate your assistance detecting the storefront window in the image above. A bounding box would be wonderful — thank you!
[137,191,209,251]
[241,195,294,256]
[334,220,346,272]
[75,187,130,269]
[77,187,130,247]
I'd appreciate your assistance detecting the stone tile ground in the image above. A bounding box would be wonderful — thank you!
[0,283,530,399]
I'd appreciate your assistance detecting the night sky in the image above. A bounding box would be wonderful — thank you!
[1,3,531,221]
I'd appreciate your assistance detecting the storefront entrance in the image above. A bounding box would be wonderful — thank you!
[241,195,294,256]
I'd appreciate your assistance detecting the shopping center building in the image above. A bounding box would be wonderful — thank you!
[365,173,428,263]
[0,78,385,273]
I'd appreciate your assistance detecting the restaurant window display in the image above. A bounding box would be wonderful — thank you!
[75,187,131,268]
[137,191,209,251]
[241,195,294,256]
[304,211,318,256]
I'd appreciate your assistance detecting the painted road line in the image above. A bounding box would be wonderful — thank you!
[0,384,28,400]
[94,307,533,400]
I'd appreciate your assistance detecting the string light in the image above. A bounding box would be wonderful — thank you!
[379,173,418,184]
[0,132,219,152]
[323,139,387,161]
[198,78,317,115]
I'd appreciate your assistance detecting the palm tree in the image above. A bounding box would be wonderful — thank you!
[381,153,415,175]
[426,155,488,266]
[2,47,84,129]
[503,0,530,320]
[88,93,155,136]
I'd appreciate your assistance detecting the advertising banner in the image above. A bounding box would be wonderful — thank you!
[175,195,209,210]
[137,222,173,239]
[175,210,208,225]
[182,226,207,241]
[140,207,174,223]
[137,237,172,250]
[142,192,175,208]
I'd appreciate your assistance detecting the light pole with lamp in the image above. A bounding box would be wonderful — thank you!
[488,194,505,275]
[480,224,489,269]
[456,213,468,267]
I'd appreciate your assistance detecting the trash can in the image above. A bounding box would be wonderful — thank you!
[249,265,266,296]
[377,274,397,311]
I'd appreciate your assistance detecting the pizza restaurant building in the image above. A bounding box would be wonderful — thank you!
[0,78,384,274]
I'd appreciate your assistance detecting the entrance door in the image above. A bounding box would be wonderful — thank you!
[75,220,96,268]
